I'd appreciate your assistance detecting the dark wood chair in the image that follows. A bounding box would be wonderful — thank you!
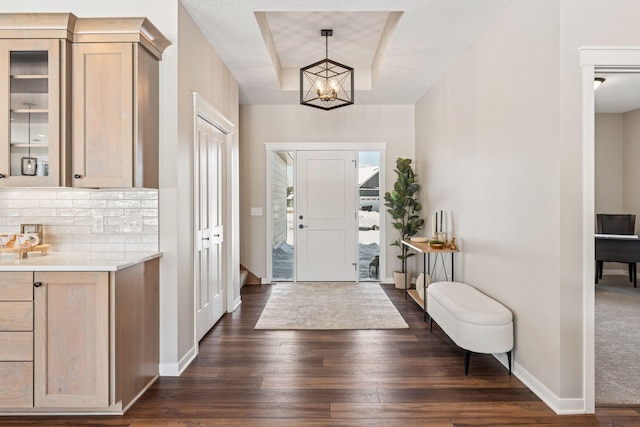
[596,214,637,282]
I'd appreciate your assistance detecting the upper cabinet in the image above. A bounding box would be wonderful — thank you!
[0,14,74,187]
[0,14,170,189]
[71,18,170,188]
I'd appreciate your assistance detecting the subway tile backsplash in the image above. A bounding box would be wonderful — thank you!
[0,188,158,260]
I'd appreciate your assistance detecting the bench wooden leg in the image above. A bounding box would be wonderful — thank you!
[464,350,471,376]
[507,350,512,375]
[429,316,433,332]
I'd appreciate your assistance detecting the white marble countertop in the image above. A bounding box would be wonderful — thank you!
[0,251,162,272]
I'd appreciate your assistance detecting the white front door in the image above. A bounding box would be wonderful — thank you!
[195,116,225,342]
[296,150,357,281]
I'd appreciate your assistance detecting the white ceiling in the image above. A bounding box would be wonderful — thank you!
[595,73,640,114]
[179,0,514,106]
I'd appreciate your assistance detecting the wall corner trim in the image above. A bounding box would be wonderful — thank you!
[159,345,197,377]
[231,296,242,311]
[493,354,585,415]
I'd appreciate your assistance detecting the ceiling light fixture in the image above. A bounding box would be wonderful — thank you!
[300,29,354,110]
[594,77,606,90]
[21,102,37,176]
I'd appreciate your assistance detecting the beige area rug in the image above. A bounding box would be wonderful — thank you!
[254,282,409,330]
[595,275,640,405]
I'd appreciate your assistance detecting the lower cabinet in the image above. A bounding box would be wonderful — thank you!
[0,272,33,408]
[34,271,109,408]
[0,258,159,414]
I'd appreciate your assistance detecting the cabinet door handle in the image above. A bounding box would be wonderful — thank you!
[74,174,82,179]
[34,282,43,288]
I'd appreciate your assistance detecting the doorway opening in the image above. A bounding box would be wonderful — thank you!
[266,143,386,283]
[581,48,640,413]
[192,93,236,348]
[593,70,640,407]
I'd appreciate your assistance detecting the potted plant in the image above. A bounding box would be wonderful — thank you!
[384,157,424,289]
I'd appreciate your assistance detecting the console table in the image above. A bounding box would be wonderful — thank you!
[401,240,459,321]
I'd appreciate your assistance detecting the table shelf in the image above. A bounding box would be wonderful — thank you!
[407,289,425,310]
[401,239,459,322]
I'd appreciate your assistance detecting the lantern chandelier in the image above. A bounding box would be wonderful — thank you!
[300,29,354,110]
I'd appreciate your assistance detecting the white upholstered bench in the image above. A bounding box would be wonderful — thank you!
[427,281,513,375]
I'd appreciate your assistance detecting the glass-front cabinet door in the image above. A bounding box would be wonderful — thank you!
[0,39,60,186]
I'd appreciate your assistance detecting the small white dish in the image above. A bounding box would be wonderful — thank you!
[410,237,428,243]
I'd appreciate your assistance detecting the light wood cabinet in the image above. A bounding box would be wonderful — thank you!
[71,18,169,188]
[0,258,160,414]
[0,14,170,189]
[34,271,109,408]
[0,363,33,408]
[0,272,33,408]
[0,14,74,187]
[71,43,134,188]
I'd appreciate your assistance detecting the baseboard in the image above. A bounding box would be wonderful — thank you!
[159,345,197,377]
[240,264,261,285]
[492,353,585,414]
[231,296,242,311]
[382,277,416,285]
[122,374,159,413]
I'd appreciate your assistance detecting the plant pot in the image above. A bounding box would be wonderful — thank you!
[393,271,413,290]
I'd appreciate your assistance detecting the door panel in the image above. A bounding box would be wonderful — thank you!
[195,116,225,342]
[296,150,357,281]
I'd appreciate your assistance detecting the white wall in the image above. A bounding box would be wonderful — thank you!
[416,0,563,403]
[595,114,623,214]
[175,3,240,368]
[595,110,640,227]
[595,114,625,273]
[559,0,640,401]
[415,0,640,412]
[623,109,640,219]
[240,104,415,280]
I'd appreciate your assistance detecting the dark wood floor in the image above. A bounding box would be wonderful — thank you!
[3,283,640,426]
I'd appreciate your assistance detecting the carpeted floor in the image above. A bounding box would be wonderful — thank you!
[595,274,640,405]
[254,282,409,330]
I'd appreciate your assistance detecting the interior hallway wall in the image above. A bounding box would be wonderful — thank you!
[595,113,625,273]
[623,109,640,218]
[595,114,623,215]
[415,0,640,412]
[176,2,240,370]
[415,0,562,405]
[239,104,414,281]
